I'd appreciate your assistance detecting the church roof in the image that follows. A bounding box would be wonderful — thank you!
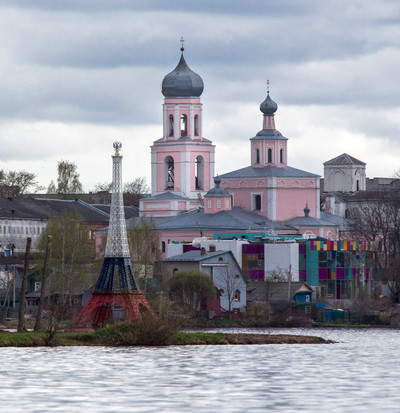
[205,178,232,198]
[218,165,319,179]
[161,49,204,98]
[250,129,288,141]
[141,191,189,201]
[284,214,337,227]
[323,153,366,166]
[129,207,293,232]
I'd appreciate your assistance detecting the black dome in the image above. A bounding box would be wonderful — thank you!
[260,93,278,115]
[162,52,204,98]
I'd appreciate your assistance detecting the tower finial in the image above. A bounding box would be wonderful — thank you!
[267,79,270,94]
[113,141,122,156]
[180,37,185,52]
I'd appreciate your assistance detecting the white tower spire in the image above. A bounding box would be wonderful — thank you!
[105,141,130,258]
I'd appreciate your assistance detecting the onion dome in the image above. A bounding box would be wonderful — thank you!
[161,47,204,98]
[205,177,231,197]
[260,93,278,115]
[304,204,310,217]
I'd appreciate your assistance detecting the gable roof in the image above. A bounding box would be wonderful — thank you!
[0,197,109,223]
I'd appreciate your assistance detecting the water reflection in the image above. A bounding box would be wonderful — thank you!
[1,328,400,412]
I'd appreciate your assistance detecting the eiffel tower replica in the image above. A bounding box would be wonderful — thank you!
[72,142,156,329]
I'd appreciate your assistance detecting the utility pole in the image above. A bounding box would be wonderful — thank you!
[18,237,31,332]
[34,235,52,331]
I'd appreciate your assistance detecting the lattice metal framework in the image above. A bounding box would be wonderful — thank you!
[71,142,156,329]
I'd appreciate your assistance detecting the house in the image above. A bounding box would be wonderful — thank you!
[164,247,247,316]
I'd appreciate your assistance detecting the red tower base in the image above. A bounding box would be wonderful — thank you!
[71,291,157,330]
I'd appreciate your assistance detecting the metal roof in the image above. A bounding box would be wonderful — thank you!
[128,206,294,232]
[141,191,189,201]
[161,52,204,98]
[0,198,109,222]
[218,165,319,179]
[323,153,366,166]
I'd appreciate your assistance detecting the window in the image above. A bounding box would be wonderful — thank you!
[217,199,222,209]
[356,180,360,191]
[180,114,187,136]
[194,114,199,136]
[234,290,241,302]
[268,148,272,163]
[225,199,230,208]
[169,115,174,136]
[280,149,284,163]
[254,194,261,211]
[256,148,260,163]
[218,257,223,262]
[161,241,166,253]
[195,156,204,190]
[208,200,212,209]
[165,156,174,189]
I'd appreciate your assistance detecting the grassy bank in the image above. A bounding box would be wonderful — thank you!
[0,324,333,347]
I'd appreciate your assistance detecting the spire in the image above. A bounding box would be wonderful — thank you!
[104,141,130,258]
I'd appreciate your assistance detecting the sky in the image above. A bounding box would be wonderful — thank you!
[0,0,400,192]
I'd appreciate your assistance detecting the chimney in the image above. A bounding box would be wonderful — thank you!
[200,247,206,256]
[209,244,216,252]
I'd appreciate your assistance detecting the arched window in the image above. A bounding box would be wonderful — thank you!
[217,199,222,209]
[256,148,260,163]
[195,156,204,190]
[165,156,174,189]
[161,241,166,253]
[181,114,187,136]
[169,114,174,136]
[268,148,272,163]
[234,290,241,302]
[254,194,261,211]
[194,114,199,136]
[207,199,212,209]
[280,149,283,163]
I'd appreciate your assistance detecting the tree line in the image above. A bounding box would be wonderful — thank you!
[0,160,149,203]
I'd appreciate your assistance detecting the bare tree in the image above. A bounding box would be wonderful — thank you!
[128,217,162,287]
[217,263,245,318]
[0,169,42,196]
[123,176,150,206]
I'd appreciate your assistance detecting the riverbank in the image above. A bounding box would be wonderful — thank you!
[0,329,333,347]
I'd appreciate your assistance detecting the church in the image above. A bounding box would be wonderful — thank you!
[139,44,343,247]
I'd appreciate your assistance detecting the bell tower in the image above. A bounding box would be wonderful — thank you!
[150,41,215,199]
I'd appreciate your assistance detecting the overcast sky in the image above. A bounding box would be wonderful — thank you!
[0,0,400,192]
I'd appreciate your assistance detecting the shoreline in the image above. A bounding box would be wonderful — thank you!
[0,330,334,347]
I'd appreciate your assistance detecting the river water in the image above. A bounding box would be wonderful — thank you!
[1,328,399,412]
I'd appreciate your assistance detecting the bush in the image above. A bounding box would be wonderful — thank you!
[93,314,180,346]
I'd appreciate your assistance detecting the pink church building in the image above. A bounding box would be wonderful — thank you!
[139,45,342,247]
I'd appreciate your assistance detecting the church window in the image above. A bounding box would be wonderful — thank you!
[165,156,174,189]
[195,156,204,190]
[180,114,187,136]
[168,115,174,136]
[217,199,222,209]
[256,148,260,163]
[280,149,284,163]
[208,200,211,209]
[356,180,360,191]
[254,194,262,211]
[194,115,199,136]
[234,290,241,302]
[268,148,272,163]
[225,199,230,208]
[161,241,166,253]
